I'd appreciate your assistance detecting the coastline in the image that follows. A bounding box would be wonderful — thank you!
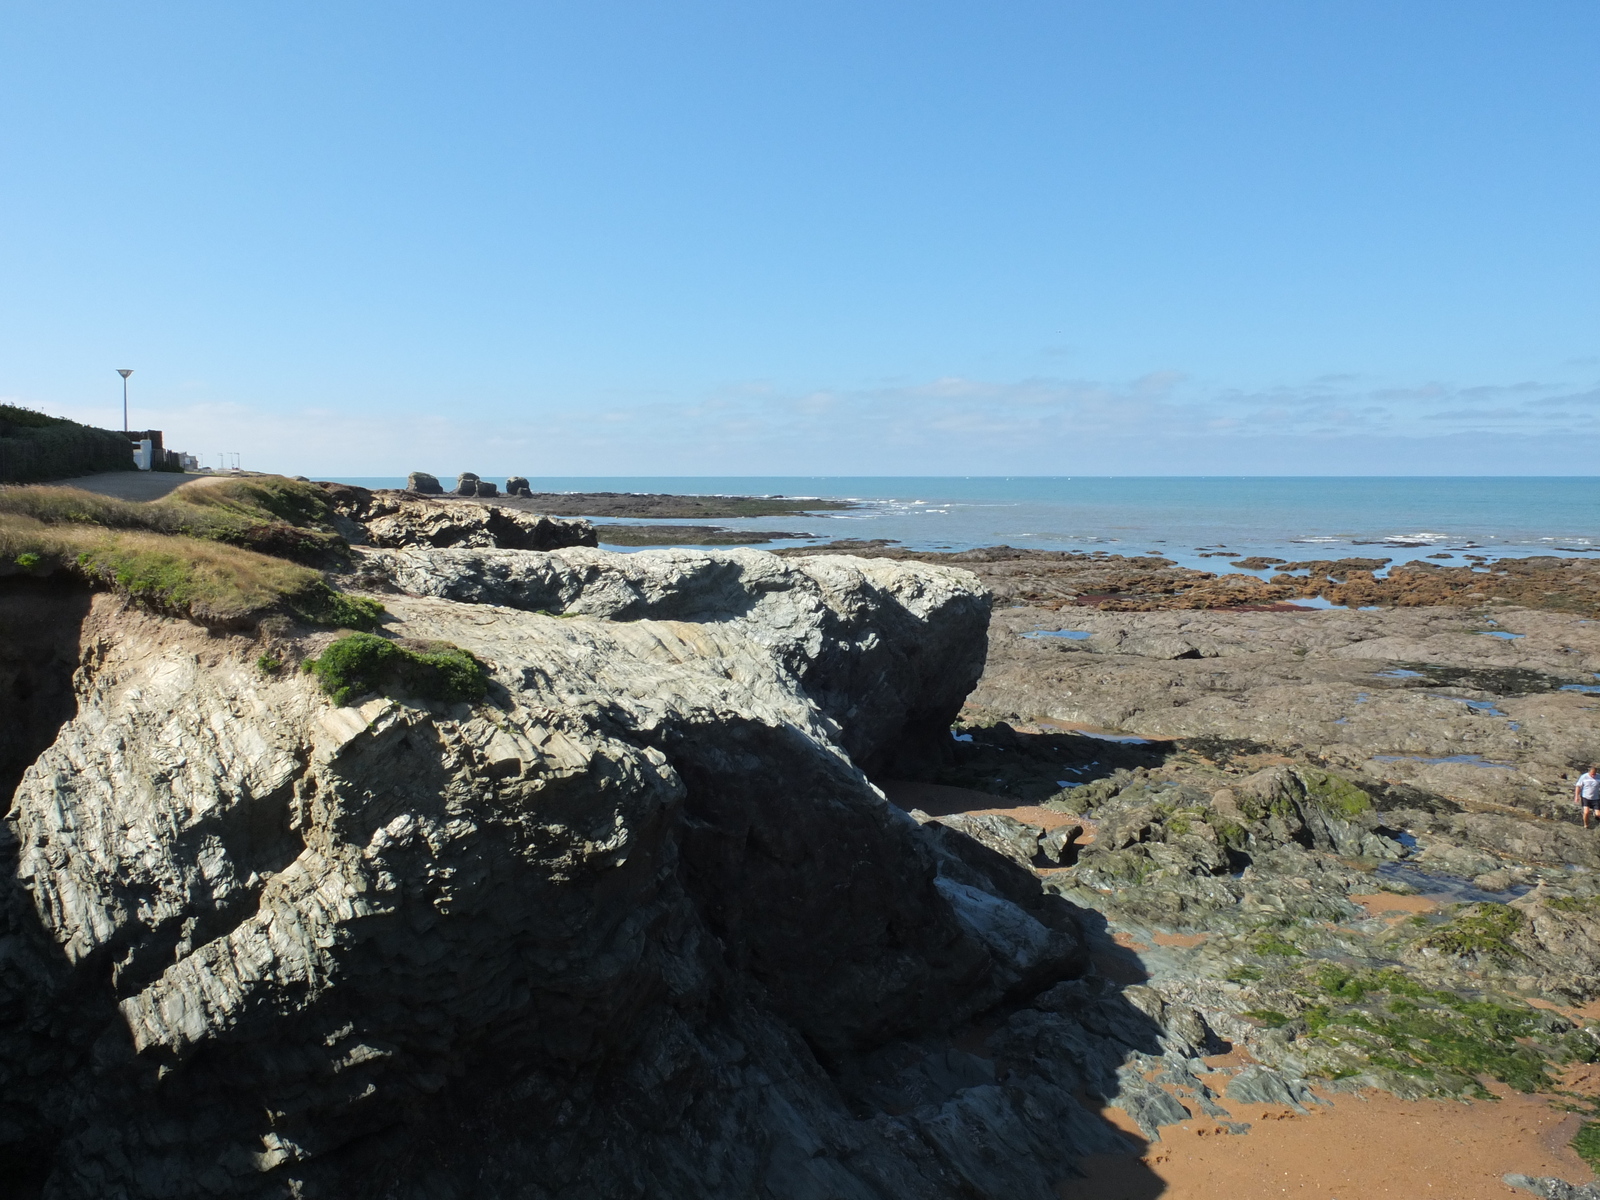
[327,476,1600,570]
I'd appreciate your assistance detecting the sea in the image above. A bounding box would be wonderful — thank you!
[328,476,1598,577]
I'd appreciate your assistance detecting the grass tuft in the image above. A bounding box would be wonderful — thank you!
[304,633,488,707]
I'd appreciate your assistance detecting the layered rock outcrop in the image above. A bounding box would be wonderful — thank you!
[0,549,1143,1199]
[318,484,598,552]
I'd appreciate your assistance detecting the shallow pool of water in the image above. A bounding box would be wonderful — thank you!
[1021,629,1093,641]
[1370,753,1517,769]
[1373,861,1531,903]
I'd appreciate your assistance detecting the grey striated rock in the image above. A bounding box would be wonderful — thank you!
[340,495,598,552]
[1223,1064,1323,1112]
[1505,1176,1600,1200]
[926,812,1042,869]
[0,550,1117,1199]
[359,545,993,777]
[406,471,443,494]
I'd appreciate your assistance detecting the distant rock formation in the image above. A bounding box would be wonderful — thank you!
[406,471,443,494]
[505,475,531,497]
[454,471,480,495]
[318,484,597,551]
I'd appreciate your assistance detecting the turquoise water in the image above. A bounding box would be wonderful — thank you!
[328,476,1597,568]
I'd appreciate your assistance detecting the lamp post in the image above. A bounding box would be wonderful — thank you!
[117,369,133,432]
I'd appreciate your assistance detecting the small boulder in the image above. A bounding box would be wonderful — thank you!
[407,472,443,494]
[506,476,532,497]
[455,472,480,496]
[474,481,499,498]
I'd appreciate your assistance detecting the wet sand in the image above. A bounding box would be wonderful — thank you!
[877,780,1084,830]
[1064,1084,1593,1200]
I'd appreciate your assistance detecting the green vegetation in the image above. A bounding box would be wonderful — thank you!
[1286,964,1583,1096]
[0,404,137,483]
[1544,895,1600,916]
[256,654,283,674]
[0,477,344,564]
[1296,767,1373,818]
[305,633,488,707]
[1572,1122,1600,1172]
[1250,930,1304,957]
[1241,1009,1293,1027]
[1419,903,1527,965]
[0,476,380,628]
[285,581,384,630]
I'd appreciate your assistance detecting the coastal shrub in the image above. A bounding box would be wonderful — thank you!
[0,405,135,483]
[256,654,283,674]
[305,633,487,707]
[284,580,384,631]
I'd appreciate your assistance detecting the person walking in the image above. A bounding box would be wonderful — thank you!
[1576,766,1600,829]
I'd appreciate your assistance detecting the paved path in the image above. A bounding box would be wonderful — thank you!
[32,472,220,501]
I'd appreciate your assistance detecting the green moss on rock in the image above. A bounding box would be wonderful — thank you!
[1419,903,1526,965]
[305,633,488,707]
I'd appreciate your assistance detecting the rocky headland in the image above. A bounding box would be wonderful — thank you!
[4,482,1600,1197]
[331,480,837,547]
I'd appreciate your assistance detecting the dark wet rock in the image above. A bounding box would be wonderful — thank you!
[928,812,1042,869]
[505,476,531,497]
[1040,823,1081,864]
[474,480,498,498]
[1112,1083,1190,1139]
[454,471,480,495]
[406,471,443,494]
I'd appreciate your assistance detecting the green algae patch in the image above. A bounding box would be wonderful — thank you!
[1545,895,1600,916]
[306,633,488,707]
[1572,1122,1600,1172]
[1250,931,1304,957]
[1419,903,1527,966]
[1296,767,1373,818]
[1284,964,1584,1097]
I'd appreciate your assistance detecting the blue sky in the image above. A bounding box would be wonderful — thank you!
[2,1,1596,475]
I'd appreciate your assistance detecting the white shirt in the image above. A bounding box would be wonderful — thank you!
[1580,773,1600,802]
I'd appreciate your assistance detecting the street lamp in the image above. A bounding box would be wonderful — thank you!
[117,369,133,432]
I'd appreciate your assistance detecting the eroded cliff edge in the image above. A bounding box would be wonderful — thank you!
[0,547,1156,1200]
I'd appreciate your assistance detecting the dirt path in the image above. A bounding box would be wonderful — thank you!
[37,471,229,501]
